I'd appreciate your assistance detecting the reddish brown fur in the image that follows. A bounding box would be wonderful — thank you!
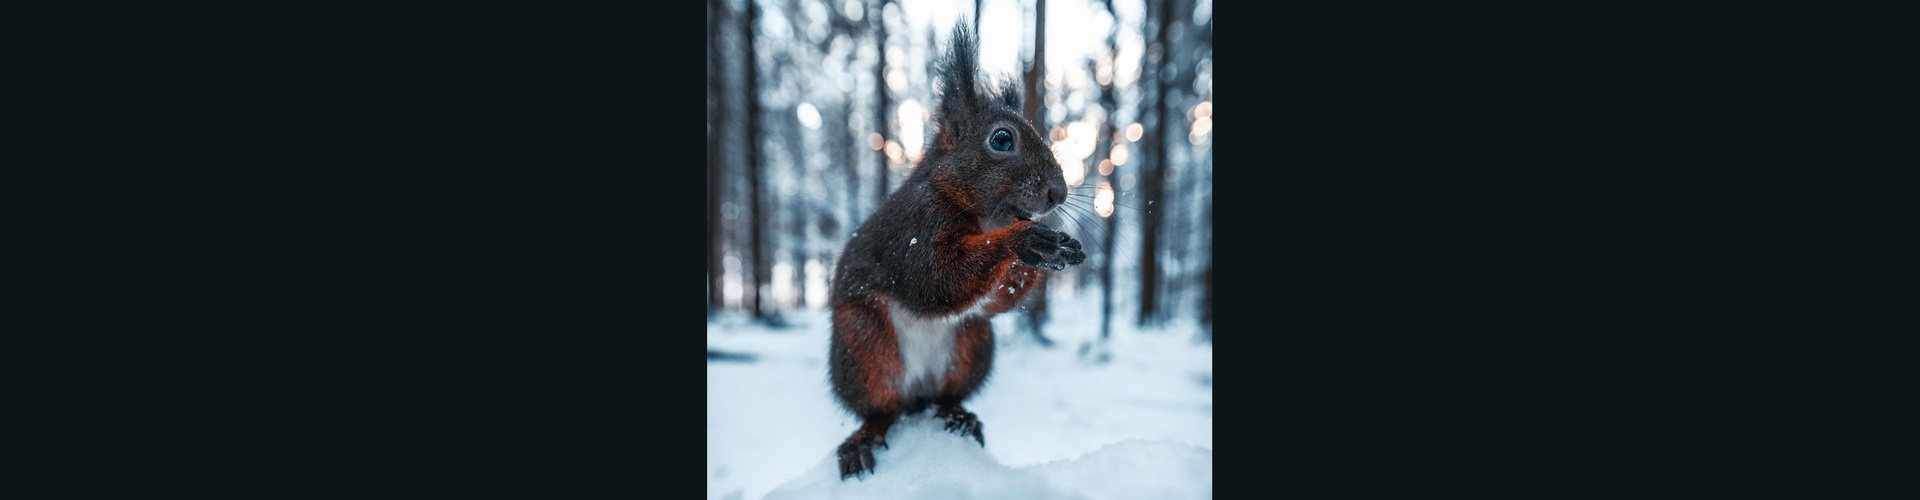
[984,266,1045,314]
[939,317,996,400]
[831,293,904,415]
[826,24,1084,479]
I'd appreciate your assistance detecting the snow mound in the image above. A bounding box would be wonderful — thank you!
[764,414,1211,500]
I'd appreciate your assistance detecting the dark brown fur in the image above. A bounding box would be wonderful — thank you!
[827,24,1086,479]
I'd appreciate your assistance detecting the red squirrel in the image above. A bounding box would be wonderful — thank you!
[827,24,1086,479]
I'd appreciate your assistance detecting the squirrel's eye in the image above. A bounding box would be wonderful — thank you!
[989,129,1014,152]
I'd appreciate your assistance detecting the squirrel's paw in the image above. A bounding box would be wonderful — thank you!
[936,405,985,447]
[836,428,888,479]
[1016,225,1087,270]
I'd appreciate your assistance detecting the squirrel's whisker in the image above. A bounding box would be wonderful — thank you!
[1056,205,1112,252]
[1063,192,1146,211]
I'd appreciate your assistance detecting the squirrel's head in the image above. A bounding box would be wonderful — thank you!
[923,24,1067,230]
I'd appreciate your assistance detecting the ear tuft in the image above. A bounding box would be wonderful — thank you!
[932,24,981,152]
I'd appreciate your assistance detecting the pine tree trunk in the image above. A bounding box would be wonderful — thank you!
[1098,0,1119,339]
[1021,0,1046,124]
[872,0,891,207]
[1198,6,1212,338]
[1201,201,1212,337]
[1138,0,1173,327]
[707,0,727,316]
[1020,0,1053,347]
[743,0,769,320]
[841,26,861,237]
[1096,82,1118,341]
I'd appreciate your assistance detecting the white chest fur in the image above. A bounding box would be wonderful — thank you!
[886,294,994,399]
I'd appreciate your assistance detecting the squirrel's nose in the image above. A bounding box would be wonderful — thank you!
[1047,187,1065,207]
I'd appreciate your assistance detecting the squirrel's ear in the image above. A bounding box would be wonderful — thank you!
[933,24,981,152]
[998,81,1021,110]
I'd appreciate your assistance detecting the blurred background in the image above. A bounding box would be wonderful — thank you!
[708,0,1211,337]
[709,0,1212,498]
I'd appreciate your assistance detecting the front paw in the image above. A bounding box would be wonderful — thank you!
[837,430,888,479]
[936,405,985,447]
[1015,225,1086,270]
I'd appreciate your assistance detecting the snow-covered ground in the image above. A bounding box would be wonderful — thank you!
[708,294,1212,499]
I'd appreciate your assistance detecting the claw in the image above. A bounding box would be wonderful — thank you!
[937,407,987,447]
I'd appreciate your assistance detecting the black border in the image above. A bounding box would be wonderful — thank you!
[132,4,702,496]
[95,1,1866,497]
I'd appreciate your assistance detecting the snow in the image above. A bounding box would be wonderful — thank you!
[708,293,1212,500]
[910,237,918,245]
[763,415,1211,500]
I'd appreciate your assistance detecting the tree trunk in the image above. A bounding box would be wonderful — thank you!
[708,0,727,316]
[1021,0,1046,124]
[1020,0,1053,347]
[788,115,808,312]
[1164,0,1198,319]
[872,0,892,207]
[1096,81,1118,341]
[743,0,770,320]
[1201,200,1212,338]
[1138,0,1172,327]
[1198,7,1213,338]
[841,18,861,238]
[1097,0,1118,340]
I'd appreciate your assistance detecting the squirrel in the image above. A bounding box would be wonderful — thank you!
[827,24,1087,480]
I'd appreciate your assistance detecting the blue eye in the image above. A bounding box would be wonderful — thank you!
[989,129,1014,151]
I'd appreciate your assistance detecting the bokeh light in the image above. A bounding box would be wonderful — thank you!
[1095,181,1115,217]
[897,99,926,162]
[797,103,821,130]
[1052,120,1099,187]
[1059,152,1085,186]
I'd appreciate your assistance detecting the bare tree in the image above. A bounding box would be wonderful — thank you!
[824,1,861,300]
[871,0,893,206]
[744,0,770,320]
[1195,2,1212,339]
[832,3,863,241]
[1201,199,1211,338]
[777,8,808,316]
[1097,0,1119,340]
[1164,0,1198,321]
[1021,0,1046,124]
[1138,0,1175,327]
[708,0,727,316]
[1018,0,1054,347]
